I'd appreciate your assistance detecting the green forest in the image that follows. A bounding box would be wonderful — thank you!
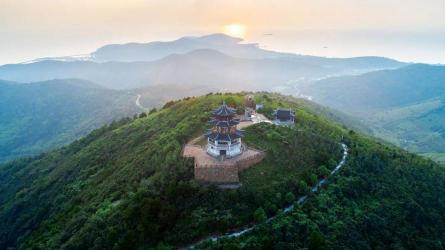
[0,79,142,162]
[299,64,445,163]
[0,93,444,249]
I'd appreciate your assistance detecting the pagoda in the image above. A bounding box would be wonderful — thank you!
[206,102,244,158]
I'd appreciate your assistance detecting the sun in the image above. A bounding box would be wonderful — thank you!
[223,24,247,39]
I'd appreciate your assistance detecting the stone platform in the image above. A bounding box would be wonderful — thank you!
[183,143,265,184]
[183,115,270,184]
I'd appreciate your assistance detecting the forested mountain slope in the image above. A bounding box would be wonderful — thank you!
[298,64,445,162]
[0,79,142,162]
[199,131,445,249]
[0,93,443,249]
[301,64,445,115]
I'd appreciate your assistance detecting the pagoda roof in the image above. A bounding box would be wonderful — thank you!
[213,102,237,116]
[206,131,243,141]
[273,109,295,120]
[209,119,240,127]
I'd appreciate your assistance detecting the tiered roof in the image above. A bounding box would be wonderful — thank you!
[206,101,243,142]
[209,119,240,127]
[206,130,243,141]
[212,102,236,116]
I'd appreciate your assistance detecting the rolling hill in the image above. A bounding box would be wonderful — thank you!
[299,64,445,115]
[0,77,363,164]
[0,93,443,249]
[0,79,143,162]
[297,64,445,162]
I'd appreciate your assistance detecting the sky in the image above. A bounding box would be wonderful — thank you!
[0,0,444,65]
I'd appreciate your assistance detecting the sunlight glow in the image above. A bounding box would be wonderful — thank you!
[223,24,247,38]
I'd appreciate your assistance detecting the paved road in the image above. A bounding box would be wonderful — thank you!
[238,113,272,129]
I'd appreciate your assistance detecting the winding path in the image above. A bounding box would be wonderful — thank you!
[186,143,349,249]
[135,94,148,111]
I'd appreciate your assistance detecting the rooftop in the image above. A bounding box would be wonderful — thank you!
[209,119,240,127]
[213,102,237,116]
[206,131,243,141]
[273,109,295,120]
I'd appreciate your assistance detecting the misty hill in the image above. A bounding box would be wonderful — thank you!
[91,33,284,62]
[301,64,445,114]
[0,50,340,89]
[0,79,143,162]
[0,93,443,249]
[298,64,445,161]
[28,33,404,70]
[90,33,404,69]
[0,46,404,90]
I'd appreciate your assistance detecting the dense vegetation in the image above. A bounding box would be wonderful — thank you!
[0,93,345,249]
[200,131,445,249]
[0,93,444,249]
[297,64,445,162]
[370,98,445,157]
[0,79,142,162]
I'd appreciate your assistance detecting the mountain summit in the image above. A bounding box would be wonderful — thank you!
[0,93,444,249]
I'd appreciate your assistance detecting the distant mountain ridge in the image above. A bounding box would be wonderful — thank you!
[91,33,285,62]
[0,34,405,90]
[24,33,404,65]
[0,50,373,89]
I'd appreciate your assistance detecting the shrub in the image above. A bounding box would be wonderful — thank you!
[253,207,267,223]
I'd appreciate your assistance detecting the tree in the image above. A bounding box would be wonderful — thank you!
[149,108,157,115]
[285,192,295,204]
[308,230,330,250]
[253,207,267,223]
[155,242,172,250]
[328,159,337,168]
[310,173,318,186]
[224,96,237,107]
[318,165,330,178]
[298,180,309,194]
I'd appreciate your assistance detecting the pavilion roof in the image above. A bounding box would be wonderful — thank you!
[213,102,236,116]
[206,131,243,141]
[209,119,240,127]
[273,109,295,120]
